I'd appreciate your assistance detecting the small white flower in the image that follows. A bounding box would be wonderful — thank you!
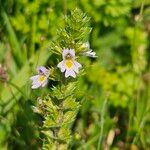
[57,48,82,78]
[83,50,97,58]
[82,42,97,58]
[30,66,50,89]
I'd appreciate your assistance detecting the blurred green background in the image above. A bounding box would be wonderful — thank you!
[0,0,150,149]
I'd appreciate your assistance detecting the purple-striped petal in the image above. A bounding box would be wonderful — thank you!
[74,61,82,68]
[69,49,75,58]
[30,75,39,81]
[31,82,41,89]
[62,48,69,59]
[65,69,76,78]
[37,66,48,75]
[57,61,66,72]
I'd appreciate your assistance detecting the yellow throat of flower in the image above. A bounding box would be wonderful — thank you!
[38,75,46,83]
[65,59,73,69]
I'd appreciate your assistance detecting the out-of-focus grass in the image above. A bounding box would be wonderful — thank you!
[0,0,150,149]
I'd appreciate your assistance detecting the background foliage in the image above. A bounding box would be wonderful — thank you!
[0,0,150,149]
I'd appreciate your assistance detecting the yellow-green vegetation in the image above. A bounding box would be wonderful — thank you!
[0,0,149,149]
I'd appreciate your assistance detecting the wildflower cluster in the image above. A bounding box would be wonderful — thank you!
[30,9,97,149]
[31,46,96,87]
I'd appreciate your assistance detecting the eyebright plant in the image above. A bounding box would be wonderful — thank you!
[30,9,97,150]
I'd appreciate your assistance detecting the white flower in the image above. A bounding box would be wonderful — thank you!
[57,48,82,78]
[30,66,50,89]
[83,50,97,58]
[82,42,97,58]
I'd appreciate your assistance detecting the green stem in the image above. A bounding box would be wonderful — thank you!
[78,134,99,150]
[127,0,146,144]
[30,15,37,57]
[63,0,67,16]
[1,8,23,67]
[2,81,27,115]
[139,0,145,17]
[97,93,109,150]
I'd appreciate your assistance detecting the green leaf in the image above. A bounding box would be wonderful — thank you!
[0,48,51,115]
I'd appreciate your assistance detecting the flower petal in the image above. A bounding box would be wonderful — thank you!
[83,50,97,58]
[30,75,39,81]
[73,63,79,73]
[31,82,41,89]
[74,61,82,68]
[57,61,66,72]
[30,75,41,88]
[41,79,48,87]
[69,49,75,58]
[65,69,76,78]
[72,61,82,73]
[62,48,69,59]
[37,66,48,75]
